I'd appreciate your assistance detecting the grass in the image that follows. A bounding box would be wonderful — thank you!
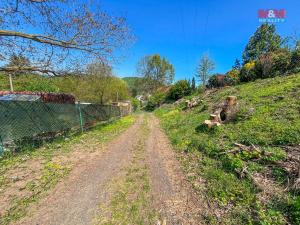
[154,74,300,224]
[96,115,158,225]
[0,115,136,225]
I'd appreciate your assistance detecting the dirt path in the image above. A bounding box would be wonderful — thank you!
[15,114,204,225]
[16,116,144,225]
[146,115,204,225]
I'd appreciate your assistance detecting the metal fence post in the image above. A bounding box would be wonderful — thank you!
[0,135,4,156]
[77,102,84,133]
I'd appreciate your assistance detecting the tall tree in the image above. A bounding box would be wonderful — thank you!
[232,59,241,70]
[6,54,31,74]
[136,54,174,93]
[243,24,282,63]
[0,0,133,75]
[196,54,215,88]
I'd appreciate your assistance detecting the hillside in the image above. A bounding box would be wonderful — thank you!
[122,77,143,96]
[154,74,300,224]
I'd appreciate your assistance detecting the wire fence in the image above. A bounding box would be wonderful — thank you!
[0,101,129,154]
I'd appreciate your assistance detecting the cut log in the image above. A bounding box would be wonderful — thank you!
[203,120,221,128]
[204,120,213,128]
[210,114,219,122]
[226,96,237,106]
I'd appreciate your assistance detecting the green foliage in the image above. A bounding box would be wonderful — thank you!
[136,54,174,93]
[290,48,300,73]
[290,196,300,224]
[122,77,144,96]
[0,73,59,92]
[0,73,130,104]
[243,24,282,63]
[131,98,140,112]
[155,74,300,224]
[204,167,254,206]
[145,92,166,111]
[233,59,242,70]
[239,61,257,82]
[167,80,191,100]
[271,49,292,76]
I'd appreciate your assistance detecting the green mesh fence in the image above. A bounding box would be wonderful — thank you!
[0,101,122,147]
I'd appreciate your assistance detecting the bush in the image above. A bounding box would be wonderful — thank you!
[240,49,293,83]
[145,92,166,111]
[290,48,300,73]
[254,54,274,79]
[207,74,236,88]
[167,80,191,100]
[239,61,256,82]
[131,98,140,112]
[271,49,291,76]
[226,69,240,84]
[290,196,300,224]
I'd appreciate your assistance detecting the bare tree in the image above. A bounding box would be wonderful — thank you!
[0,0,134,75]
[196,54,215,88]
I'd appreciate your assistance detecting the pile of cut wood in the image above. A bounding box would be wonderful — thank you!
[203,96,238,128]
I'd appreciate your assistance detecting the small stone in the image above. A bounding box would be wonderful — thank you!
[65,137,70,141]
[11,176,20,182]
[57,144,62,148]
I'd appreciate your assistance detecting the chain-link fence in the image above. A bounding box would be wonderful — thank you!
[0,101,127,154]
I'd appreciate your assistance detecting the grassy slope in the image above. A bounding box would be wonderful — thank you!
[155,74,300,224]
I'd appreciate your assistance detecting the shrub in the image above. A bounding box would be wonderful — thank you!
[145,91,166,111]
[131,98,140,112]
[254,54,274,79]
[290,196,300,224]
[167,80,191,100]
[207,74,236,88]
[271,49,291,76]
[290,48,300,73]
[226,69,240,84]
[239,61,256,82]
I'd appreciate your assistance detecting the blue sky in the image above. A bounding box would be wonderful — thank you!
[101,0,300,81]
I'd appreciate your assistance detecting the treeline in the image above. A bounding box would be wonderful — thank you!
[0,61,129,104]
[133,24,300,111]
[208,24,300,87]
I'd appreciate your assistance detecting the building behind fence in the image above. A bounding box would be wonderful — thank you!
[0,100,131,154]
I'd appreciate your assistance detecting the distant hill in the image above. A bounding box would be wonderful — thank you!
[122,77,143,96]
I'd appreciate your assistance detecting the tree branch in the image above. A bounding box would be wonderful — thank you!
[0,66,58,76]
[0,30,97,53]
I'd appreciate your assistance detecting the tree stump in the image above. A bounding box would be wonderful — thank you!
[210,114,219,122]
[226,96,237,106]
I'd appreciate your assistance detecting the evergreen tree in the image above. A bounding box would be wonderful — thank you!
[243,24,282,63]
[232,59,241,70]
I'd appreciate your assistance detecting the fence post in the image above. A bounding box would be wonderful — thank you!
[77,102,84,133]
[0,135,4,156]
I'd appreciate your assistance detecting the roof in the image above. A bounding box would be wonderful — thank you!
[0,94,41,101]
